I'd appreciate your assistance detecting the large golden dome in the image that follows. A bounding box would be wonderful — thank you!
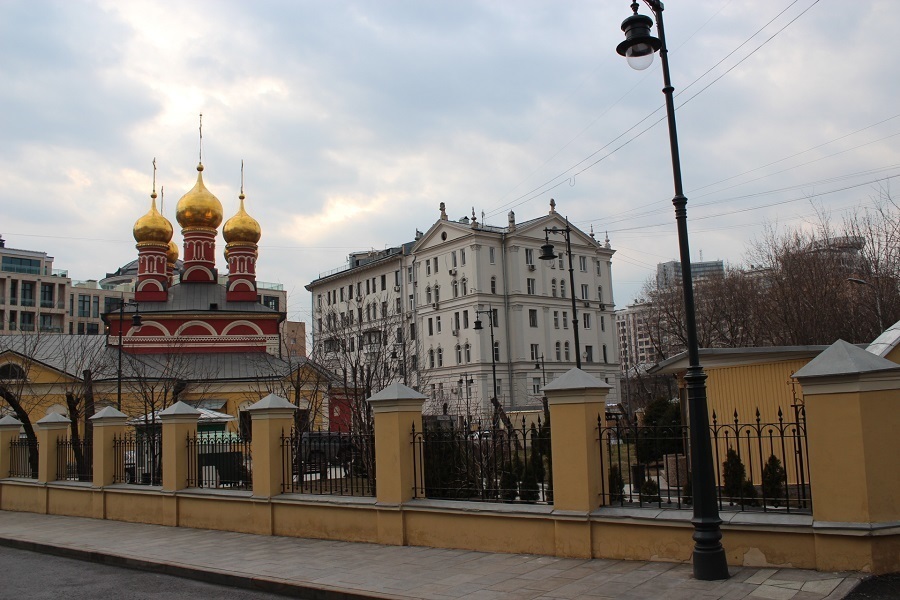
[176,163,223,229]
[223,193,261,244]
[166,239,179,264]
[133,194,173,244]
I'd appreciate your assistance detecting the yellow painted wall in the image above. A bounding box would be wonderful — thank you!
[404,510,557,556]
[1,480,898,573]
[704,359,808,424]
[701,359,811,486]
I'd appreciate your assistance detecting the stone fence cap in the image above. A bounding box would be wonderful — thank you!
[0,415,23,428]
[794,339,900,380]
[158,401,202,417]
[543,368,611,393]
[368,383,426,403]
[36,412,70,425]
[248,393,296,412]
[91,406,129,421]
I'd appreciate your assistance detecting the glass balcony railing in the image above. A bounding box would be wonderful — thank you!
[19,298,35,307]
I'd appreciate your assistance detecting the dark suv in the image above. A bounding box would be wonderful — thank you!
[294,432,354,477]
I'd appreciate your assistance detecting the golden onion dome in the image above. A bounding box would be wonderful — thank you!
[223,193,261,244]
[133,194,174,244]
[175,163,223,229]
[166,240,179,264]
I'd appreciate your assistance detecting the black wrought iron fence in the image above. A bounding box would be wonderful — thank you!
[187,432,252,490]
[412,416,552,504]
[113,432,162,485]
[599,406,811,513]
[281,428,375,496]
[56,438,93,481]
[9,438,38,479]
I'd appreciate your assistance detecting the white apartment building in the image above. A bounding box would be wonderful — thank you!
[615,300,658,372]
[307,201,620,414]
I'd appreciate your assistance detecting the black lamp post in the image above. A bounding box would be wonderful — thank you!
[473,306,499,407]
[534,353,547,386]
[116,298,142,411]
[617,0,729,580]
[539,218,582,368]
[457,373,474,425]
[390,331,409,386]
[847,277,884,332]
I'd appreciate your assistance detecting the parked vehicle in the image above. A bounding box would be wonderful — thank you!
[293,432,355,477]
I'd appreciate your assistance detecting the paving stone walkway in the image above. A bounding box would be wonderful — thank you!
[0,511,861,599]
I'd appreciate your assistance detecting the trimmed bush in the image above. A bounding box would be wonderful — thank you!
[639,478,660,504]
[608,464,625,503]
[762,454,787,507]
[722,448,746,499]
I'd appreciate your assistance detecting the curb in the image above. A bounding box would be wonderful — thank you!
[0,536,398,600]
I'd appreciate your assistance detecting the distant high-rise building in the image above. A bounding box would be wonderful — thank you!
[655,259,724,288]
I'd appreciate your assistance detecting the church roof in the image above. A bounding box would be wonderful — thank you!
[113,281,282,318]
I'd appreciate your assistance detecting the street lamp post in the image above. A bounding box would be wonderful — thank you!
[473,306,499,408]
[390,332,409,386]
[534,353,547,387]
[539,218,582,368]
[847,277,884,332]
[115,298,142,411]
[616,0,729,580]
[457,373,474,425]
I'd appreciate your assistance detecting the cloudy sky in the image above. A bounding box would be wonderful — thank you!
[2,0,898,327]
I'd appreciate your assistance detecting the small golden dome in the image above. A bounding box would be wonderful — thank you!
[166,240,179,264]
[133,194,173,244]
[176,163,223,229]
[223,193,261,244]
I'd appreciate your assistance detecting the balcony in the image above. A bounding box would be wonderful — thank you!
[40,300,54,308]
[19,298,35,307]
[19,323,35,332]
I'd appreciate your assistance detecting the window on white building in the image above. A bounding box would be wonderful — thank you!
[490,277,497,294]
[525,248,534,265]
[581,284,589,300]
[553,311,559,329]
[530,344,540,361]
[564,342,571,361]
[562,311,569,329]
[583,313,591,329]
[579,256,587,272]
[489,247,496,264]
[532,377,541,394]
[493,341,500,362]
[526,278,536,295]
[555,341,561,361]
[529,309,538,327]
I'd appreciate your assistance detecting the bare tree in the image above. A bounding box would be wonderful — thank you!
[315,280,427,434]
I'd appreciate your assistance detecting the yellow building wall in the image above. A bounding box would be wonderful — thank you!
[704,359,809,424]
[700,359,812,487]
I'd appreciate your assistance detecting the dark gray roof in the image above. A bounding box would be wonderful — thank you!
[114,282,282,317]
[649,345,836,375]
[0,334,117,380]
[1,334,332,383]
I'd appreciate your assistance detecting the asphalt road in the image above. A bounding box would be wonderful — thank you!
[842,572,900,600]
[0,546,298,599]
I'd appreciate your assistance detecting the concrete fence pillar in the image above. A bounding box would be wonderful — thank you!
[544,368,611,558]
[794,340,900,574]
[367,383,425,546]
[0,415,24,479]
[36,413,71,483]
[90,406,128,487]
[248,393,296,498]
[159,402,200,493]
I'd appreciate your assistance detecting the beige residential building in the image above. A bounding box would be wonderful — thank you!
[0,236,69,334]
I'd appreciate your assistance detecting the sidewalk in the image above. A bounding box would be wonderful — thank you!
[0,511,861,600]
